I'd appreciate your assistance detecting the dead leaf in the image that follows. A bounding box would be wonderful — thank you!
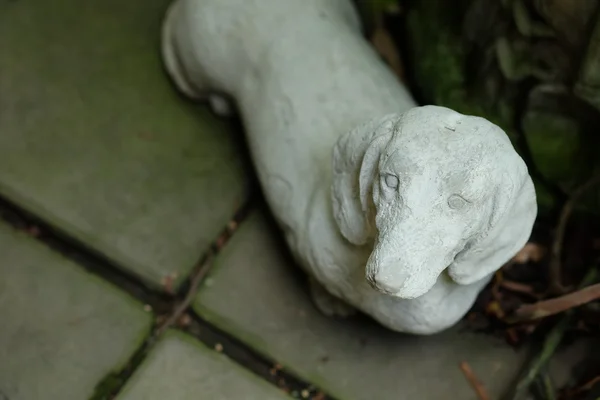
[485,300,505,319]
[512,242,547,264]
[370,25,405,81]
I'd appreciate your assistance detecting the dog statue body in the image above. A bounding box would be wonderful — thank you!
[161,0,538,334]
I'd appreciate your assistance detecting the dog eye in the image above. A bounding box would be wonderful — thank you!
[383,174,399,189]
[448,194,468,209]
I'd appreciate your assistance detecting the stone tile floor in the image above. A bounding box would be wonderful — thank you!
[0,0,588,399]
[194,211,530,400]
[116,330,291,400]
[0,222,151,400]
[0,0,249,290]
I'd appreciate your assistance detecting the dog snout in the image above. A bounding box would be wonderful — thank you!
[368,275,402,295]
[366,264,410,295]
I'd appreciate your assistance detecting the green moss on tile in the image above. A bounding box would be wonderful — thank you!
[0,0,250,291]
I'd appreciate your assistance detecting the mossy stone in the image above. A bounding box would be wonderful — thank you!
[522,111,589,190]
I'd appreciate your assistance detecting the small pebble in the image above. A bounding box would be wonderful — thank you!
[27,226,41,237]
[214,343,223,352]
[301,389,310,398]
[215,235,227,249]
[227,220,238,231]
[178,314,192,327]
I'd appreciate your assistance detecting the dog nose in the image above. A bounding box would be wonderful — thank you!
[367,275,402,295]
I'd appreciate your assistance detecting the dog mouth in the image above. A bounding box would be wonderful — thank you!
[366,242,468,299]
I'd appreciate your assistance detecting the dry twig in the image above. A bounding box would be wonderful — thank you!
[563,375,600,397]
[155,253,214,337]
[509,282,600,322]
[499,280,538,298]
[507,267,598,400]
[460,361,490,400]
[549,174,600,294]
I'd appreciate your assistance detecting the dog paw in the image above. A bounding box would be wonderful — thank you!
[309,276,356,318]
[208,94,235,117]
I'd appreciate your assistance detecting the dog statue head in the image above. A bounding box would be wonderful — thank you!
[332,105,537,299]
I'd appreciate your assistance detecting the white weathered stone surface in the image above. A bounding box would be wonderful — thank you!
[161,0,538,334]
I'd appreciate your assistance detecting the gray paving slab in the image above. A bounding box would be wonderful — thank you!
[0,0,249,289]
[117,330,291,400]
[194,209,531,400]
[0,222,152,400]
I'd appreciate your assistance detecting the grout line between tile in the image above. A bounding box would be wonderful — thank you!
[0,195,171,310]
[0,192,334,399]
[180,313,335,400]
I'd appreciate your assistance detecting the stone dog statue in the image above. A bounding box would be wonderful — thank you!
[161,0,538,334]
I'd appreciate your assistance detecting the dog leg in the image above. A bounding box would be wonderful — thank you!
[161,1,236,117]
[161,2,203,100]
[207,94,235,117]
[308,276,356,318]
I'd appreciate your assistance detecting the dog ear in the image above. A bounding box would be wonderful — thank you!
[448,161,538,285]
[331,115,397,245]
